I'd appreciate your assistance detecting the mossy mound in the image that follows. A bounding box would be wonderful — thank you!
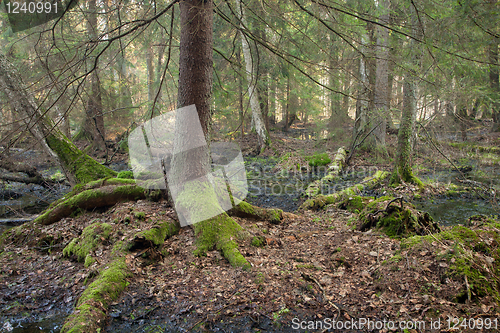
[304,153,331,167]
[355,196,440,237]
[401,218,500,304]
[117,171,134,179]
[63,221,112,266]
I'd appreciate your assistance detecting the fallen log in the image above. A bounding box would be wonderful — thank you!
[300,170,389,210]
[304,147,347,197]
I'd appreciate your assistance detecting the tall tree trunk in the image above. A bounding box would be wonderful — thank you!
[237,49,245,138]
[74,0,105,148]
[489,34,500,131]
[146,44,156,117]
[372,0,390,151]
[390,3,422,187]
[171,0,250,269]
[0,54,116,185]
[353,31,371,146]
[235,0,270,152]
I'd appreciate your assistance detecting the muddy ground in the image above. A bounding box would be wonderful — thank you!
[1,122,500,332]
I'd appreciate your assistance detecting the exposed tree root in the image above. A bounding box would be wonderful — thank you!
[228,201,283,224]
[61,252,130,333]
[35,183,146,225]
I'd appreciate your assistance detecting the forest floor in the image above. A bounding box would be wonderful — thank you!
[1,120,500,332]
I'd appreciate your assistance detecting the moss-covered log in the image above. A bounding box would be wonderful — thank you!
[300,170,389,210]
[35,185,145,225]
[45,134,117,184]
[228,201,283,224]
[304,147,347,197]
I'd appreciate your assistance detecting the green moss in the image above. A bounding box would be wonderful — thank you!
[174,181,250,269]
[358,196,438,237]
[301,171,389,211]
[134,212,146,220]
[131,219,180,247]
[63,222,112,262]
[46,134,117,184]
[232,201,283,224]
[401,223,500,303]
[251,236,266,247]
[237,201,255,215]
[339,196,368,212]
[84,254,96,268]
[304,153,331,167]
[61,257,130,333]
[116,171,134,179]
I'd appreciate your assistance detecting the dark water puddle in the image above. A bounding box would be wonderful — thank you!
[5,316,64,333]
[414,197,499,226]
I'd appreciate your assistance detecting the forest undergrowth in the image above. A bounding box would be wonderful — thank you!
[1,123,500,332]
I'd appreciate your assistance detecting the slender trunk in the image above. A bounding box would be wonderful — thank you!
[237,49,245,138]
[284,74,290,131]
[235,0,270,151]
[391,3,422,187]
[353,32,371,145]
[75,0,105,147]
[372,0,390,150]
[146,44,156,117]
[489,34,500,131]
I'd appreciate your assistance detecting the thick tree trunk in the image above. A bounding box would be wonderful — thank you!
[0,54,116,185]
[174,0,250,269]
[235,0,270,152]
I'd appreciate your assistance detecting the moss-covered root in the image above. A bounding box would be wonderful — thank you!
[389,168,424,190]
[193,213,251,270]
[63,222,112,267]
[129,218,180,249]
[228,201,283,224]
[35,185,146,225]
[301,170,390,211]
[61,257,130,333]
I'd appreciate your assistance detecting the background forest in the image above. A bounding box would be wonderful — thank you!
[0,0,498,154]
